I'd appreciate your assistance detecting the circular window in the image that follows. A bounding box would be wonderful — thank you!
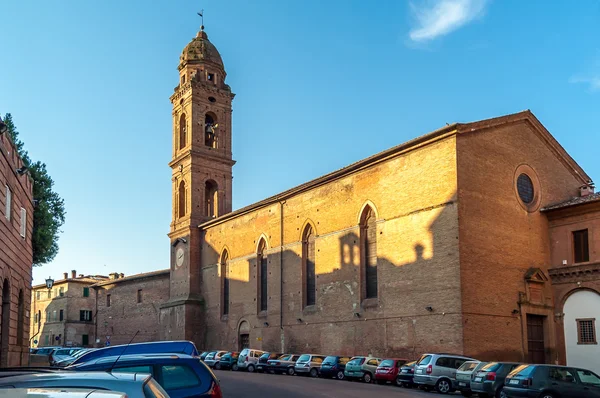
[208,96,216,103]
[517,174,534,204]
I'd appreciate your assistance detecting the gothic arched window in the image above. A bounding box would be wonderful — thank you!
[178,180,186,218]
[257,239,267,312]
[302,224,316,307]
[205,180,218,218]
[179,113,187,150]
[360,206,378,300]
[221,250,230,316]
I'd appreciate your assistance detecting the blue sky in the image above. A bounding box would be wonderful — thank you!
[1,0,599,284]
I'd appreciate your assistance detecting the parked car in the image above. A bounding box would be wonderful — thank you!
[204,351,227,368]
[470,362,522,398]
[413,353,476,394]
[265,354,301,375]
[319,356,351,380]
[396,360,417,387]
[53,349,95,368]
[200,351,210,361]
[294,354,327,377]
[375,358,408,385]
[344,356,382,383]
[67,353,222,398]
[0,371,169,398]
[454,360,487,396]
[216,352,239,371]
[29,347,62,367]
[256,352,283,373]
[504,364,600,398]
[237,348,266,372]
[0,388,129,398]
[71,340,199,365]
[49,348,83,366]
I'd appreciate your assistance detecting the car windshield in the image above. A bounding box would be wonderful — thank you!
[349,357,365,365]
[297,354,310,362]
[509,365,535,378]
[458,361,479,371]
[578,369,600,386]
[278,354,291,360]
[260,353,270,359]
[403,361,416,367]
[481,362,501,372]
[322,356,337,365]
[417,355,432,366]
[240,349,249,356]
[380,359,395,367]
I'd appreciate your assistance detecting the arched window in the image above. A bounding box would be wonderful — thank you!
[205,180,218,218]
[302,224,316,307]
[221,250,230,316]
[204,113,218,148]
[16,289,24,347]
[179,113,187,150]
[360,206,378,299]
[178,180,186,218]
[0,279,10,366]
[257,239,267,312]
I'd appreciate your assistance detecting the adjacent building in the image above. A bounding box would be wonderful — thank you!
[30,271,107,348]
[30,269,170,348]
[0,119,34,366]
[158,24,599,372]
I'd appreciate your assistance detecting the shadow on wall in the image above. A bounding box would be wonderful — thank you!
[200,194,523,361]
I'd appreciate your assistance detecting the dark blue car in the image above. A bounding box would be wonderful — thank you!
[67,353,221,398]
[71,340,199,365]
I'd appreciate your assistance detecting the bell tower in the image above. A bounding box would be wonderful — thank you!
[161,23,235,343]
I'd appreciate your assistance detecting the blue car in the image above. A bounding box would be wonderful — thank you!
[71,340,199,365]
[67,353,222,398]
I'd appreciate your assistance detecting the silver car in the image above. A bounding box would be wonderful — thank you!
[237,348,266,372]
[204,350,227,368]
[454,360,487,395]
[413,353,476,394]
[294,354,327,377]
[0,388,128,398]
[0,372,168,398]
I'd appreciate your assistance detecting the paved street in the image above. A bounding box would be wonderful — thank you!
[216,370,446,398]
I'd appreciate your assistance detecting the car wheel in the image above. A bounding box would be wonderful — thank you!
[215,362,221,370]
[395,378,403,387]
[336,370,345,380]
[436,379,452,394]
[287,367,295,376]
[363,372,373,383]
[310,368,319,378]
[248,364,255,373]
[497,388,507,398]
[540,394,556,398]
[232,363,239,371]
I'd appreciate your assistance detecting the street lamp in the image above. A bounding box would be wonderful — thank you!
[45,277,54,290]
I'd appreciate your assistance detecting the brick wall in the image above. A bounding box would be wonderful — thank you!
[456,116,586,362]
[199,136,462,358]
[95,272,170,346]
[0,131,33,366]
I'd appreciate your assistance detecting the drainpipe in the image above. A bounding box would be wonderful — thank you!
[279,199,285,353]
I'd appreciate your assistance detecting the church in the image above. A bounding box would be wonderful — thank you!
[159,24,600,368]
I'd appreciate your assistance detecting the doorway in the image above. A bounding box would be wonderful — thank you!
[239,334,249,351]
[527,314,546,363]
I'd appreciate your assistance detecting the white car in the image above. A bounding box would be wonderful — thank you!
[204,351,227,368]
[0,388,127,398]
[0,372,168,398]
[237,348,266,372]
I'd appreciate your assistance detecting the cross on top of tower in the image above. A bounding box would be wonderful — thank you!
[197,9,204,31]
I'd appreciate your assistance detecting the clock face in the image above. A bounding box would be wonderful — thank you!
[176,247,185,268]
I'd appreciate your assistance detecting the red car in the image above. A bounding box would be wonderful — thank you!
[375,358,408,384]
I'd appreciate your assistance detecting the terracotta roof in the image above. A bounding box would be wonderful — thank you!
[32,275,108,290]
[541,192,600,212]
[91,269,170,287]
[199,110,591,228]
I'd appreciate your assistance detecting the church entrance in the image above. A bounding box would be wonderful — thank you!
[527,314,546,364]
[238,320,250,351]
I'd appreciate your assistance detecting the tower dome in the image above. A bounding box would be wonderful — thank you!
[179,29,224,71]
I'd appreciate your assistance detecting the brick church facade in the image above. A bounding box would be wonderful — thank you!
[159,25,599,368]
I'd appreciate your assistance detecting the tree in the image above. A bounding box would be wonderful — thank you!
[3,113,66,265]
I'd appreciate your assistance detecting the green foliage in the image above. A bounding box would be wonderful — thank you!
[3,113,66,265]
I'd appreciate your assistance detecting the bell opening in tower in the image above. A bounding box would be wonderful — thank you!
[205,113,218,148]
[205,180,218,218]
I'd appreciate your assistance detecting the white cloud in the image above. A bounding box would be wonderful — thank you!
[409,0,490,42]
[569,76,600,92]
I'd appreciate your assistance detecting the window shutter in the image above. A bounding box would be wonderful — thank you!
[20,207,26,237]
[5,185,11,221]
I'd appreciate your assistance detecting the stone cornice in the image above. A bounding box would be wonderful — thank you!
[168,148,235,169]
[549,262,600,282]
